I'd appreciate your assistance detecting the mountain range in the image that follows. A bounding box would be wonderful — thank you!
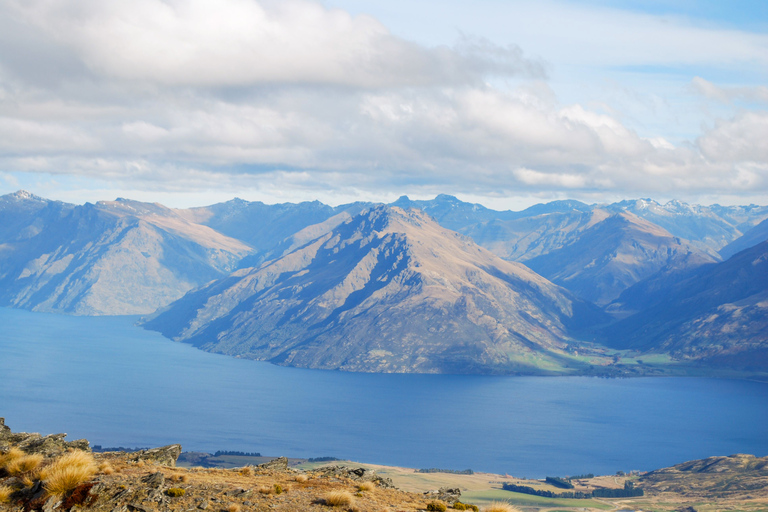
[1,189,767,375]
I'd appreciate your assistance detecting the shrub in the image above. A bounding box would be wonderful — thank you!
[357,481,375,492]
[0,484,14,503]
[453,503,469,510]
[324,490,354,507]
[274,484,283,494]
[166,487,185,497]
[483,503,520,512]
[40,450,97,496]
[427,501,447,511]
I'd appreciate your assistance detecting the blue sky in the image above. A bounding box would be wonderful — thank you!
[0,0,766,209]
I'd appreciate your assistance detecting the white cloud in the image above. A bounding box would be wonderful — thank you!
[691,77,768,105]
[0,0,766,206]
[5,0,542,88]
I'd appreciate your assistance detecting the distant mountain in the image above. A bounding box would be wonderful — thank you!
[143,206,607,374]
[525,212,718,305]
[0,191,252,315]
[606,198,768,254]
[600,241,768,369]
[719,217,768,259]
[178,198,368,264]
[392,195,606,261]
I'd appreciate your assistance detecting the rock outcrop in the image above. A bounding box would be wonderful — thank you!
[0,417,89,457]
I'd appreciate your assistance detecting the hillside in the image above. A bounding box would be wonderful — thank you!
[3,418,768,512]
[0,192,252,315]
[601,241,768,369]
[144,206,607,374]
[525,212,717,304]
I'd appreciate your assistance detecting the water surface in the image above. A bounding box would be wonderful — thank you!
[1,307,766,477]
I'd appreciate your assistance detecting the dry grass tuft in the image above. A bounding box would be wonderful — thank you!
[98,462,115,475]
[40,450,98,496]
[226,504,241,512]
[6,453,43,476]
[357,481,375,492]
[258,485,275,494]
[294,474,308,483]
[0,484,14,503]
[324,490,354,507]
[483,503,520,512]
[0,448,24,470]
[238,466,254,476]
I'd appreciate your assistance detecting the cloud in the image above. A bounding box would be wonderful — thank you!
[4,0,543,88]
[697,111,768,162]
[0,0,766,206]
[691,77,768,104]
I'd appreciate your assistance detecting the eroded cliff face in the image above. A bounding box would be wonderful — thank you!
[144,206,606,374]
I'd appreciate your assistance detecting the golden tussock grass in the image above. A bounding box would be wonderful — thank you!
[324,490,354,507]
[294,474,308,483]
[357,481,375,491]
[0,448,24,469]
[40,450,98,496]
[258,485,275,494]
[0,484,14,503]
[226,504,241,512]
[483,503,520,512]
[238,466,254,476]
[5,453,43,476]
[98,462,115,475]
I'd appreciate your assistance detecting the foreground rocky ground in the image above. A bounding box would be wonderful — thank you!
[3,418,768,512]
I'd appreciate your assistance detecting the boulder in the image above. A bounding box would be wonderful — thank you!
[129,445,182,467]
[257,456,289,471]
[423,487,461,504]
[0,418,90,456]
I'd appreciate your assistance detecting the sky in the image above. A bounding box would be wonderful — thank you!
[0,0,766,209]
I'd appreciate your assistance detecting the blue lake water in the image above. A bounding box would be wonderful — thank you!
[1,307,767,478]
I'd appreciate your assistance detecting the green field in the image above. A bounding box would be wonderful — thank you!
[460,489,613,509]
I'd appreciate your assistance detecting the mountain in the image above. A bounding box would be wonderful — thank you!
[178,198,368,265]
[143,206,607,374]
[0,192,252,315]
[524,212,718,305]
[606,198,768,254]
[600,241,768,369]
[719,217,768,259]
[392,195,608,261]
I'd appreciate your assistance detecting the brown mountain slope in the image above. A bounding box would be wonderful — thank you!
[525,211,718,305]
[144,206,607,374]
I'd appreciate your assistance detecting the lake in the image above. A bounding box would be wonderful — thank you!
[1,307,766,478]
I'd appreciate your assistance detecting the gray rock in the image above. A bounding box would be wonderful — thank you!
[142,472,165,488]
[198,500,209,510]
[42,496,62,512]
[257,457,288,471]
[130,444,182,466]
[424,487,461,504]
[313,465,395,488]
[0,419,90,456]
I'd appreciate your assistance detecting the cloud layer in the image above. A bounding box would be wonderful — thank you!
[0,0,766,205]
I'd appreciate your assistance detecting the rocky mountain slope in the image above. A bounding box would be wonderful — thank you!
[0,192,252,315]
[524,212,718,304]
[600,241,768,369]
[144,206,607,374]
